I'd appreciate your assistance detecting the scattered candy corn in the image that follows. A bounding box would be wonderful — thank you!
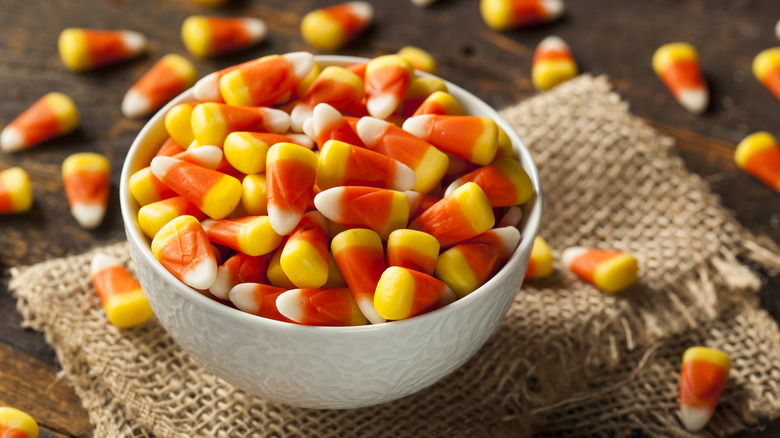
[331,228,387,323]
[752,47,780,102]
[387,229,440,276]
[276,287,368,326]
[561,247,638,293]
[524,236,553,279]
[300,2,374,51]
[151,215,217,289]
[364,55,415,119]
[480,0,565,31]
[678,346,731,432]
[0,167,33,214]
[532,35,578,90]
[265,142,318,235]
[182,15,267,58]
[219,52,314,107]
[316,139,417,191]
[62,152,110,229]
[446,157,533,207]
[91,253,154,328]
[122,54,198,119]
[403,114,498,165]
[734,131,780,192]
[1,92,79,153]
[58,28,147,72]
[374,266,456,320]
[280,211,331,288]
[0,406,39,438]
[228,283,293,323]
[209,252,271,299]
[652,42,708,114]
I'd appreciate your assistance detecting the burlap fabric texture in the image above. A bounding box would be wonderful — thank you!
[10,74,780,437]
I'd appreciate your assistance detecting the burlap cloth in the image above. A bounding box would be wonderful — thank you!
[10,74,780,437]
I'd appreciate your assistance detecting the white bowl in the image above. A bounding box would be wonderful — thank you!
[120,55,543,409]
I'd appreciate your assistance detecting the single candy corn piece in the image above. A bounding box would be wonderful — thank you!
[280,211,330,288]
[266,142,318,235]
[315,186,409,240]
[137,196,206,238]
[151,215,217,289]
[128,166,177,206]
[0,406,39,438]
[561,247,638,293]
[679,346,731,432]
[228,283,293,323]
[357,116,449,194]
[311,103,365,148]
[734,132,780,192]
[241,173,268,215]
[331,228,386,324]
[193,58,256,102]
[434,226,520,298]
[300,2,374,51]
[387,229,440,276]
[525,235,553,279]
[480,0,565,30]
[446,157,533,207]
[223,132,305,174]
[0,167,33,214]
[652,43,708,114]
[122,54,197,119]
[316,139,417,191]
[62,152,110,229]
[403,114,498,165]
[410,182,495,248]
[58,28,147,72]
[397,46,437,74]
[276,287,367,326]
[191,102,290,146]
[150,156,242,219]
[202,216,282,256]
[374,266,456,320]
[209,252,272,299]
[412,91,467,117]
[532,35,578,90]
[752,47,780,102]
[364,55,415,120]
[182,15,267,58]
[290,66,364,131]
[1,92,79,153]
[219,52,314,107]
[90,253,154,328]
[165,103,198,147]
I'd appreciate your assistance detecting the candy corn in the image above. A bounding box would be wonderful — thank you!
[219,52,314,107]
[434,226,520,298]
[209,252,271,299]
[412,91,467,117]
[331,228,386,323]
[397,46,437,74]
[406,190,441,222]
[532,36,578,90]
[165,103,198,147]
[678,346,731,432]
[151,215,217,289]
[193,58,256,102]
[150,156,242,220]
[241,174,268,215]
[403,114,498,165]
[223,132,306,175]
[265,142,318,235]
[480,0,565,31]
[0,167,33,214]
[410,182,495,248]
[91,253,154,328]
[752,47,780,101]
[315,186,409,240]
[128,166,177,206]
[278,211,331,288]
[276,287,368,326]
[0,406,39,438]
[387,229,440,276]
[364,55,415,120]
[122,54,198,119]
[155,137,187,158]
[191,102,290,146]
[397,77,448,118]
[202,216,282,256]
[62,152,110,229]
[652,42,708,114]
[300,2,374,51]
[316,139,417,191]
[1,92,79,153]
[497,205,523,228]
[524,236,553,279]
[561,247,638,293]
[58,28,147,72]
[228,283,293,323]
[182,15,267,58]
[734,132,780,192]
[137,196,206,238]
[445,157,533,207]
[311,103,365,148]
[290,66,364,131]
[374,266,456,320]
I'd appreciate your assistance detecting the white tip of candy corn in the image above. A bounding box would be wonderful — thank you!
[121,30,148,56]
[121,89,152,119]
[149,156,176,180]
[356,116,390,148]
[286,132,315,149]
[538,35,568,51]
[678,89,708,114]
[181,257,218,290]
[312,103,342,136]
[290,103,313,133]
[402,114,433,139]
[90,253,122,276]
[193,72,221,102]
[185,145,223,169]
[356,295,385,324]
[302,117,315,139]
[679,405,713,432]
[543,0,565,19]
[71,203,106,229]
[242,17,268,44]
[491,226,522,254]
[404,190,421,210]
[0,126,25,152]
[267,203,302,235]
[349,2,375,22]
[282,52,315,81]
[390,161,417,191]
[366,93,400,120]
[228,283,261,314]
[260,107,292,133]
[498,205,524,227]
[561,246,588,268]
[276,289,305,322]
[209,266,234,300]
[313,187,345,222]
[444,178,465,197]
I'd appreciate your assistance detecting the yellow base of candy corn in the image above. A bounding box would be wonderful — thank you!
[593,253,638,293]
[434,249,479,299]
[0,406,39,438]
[104,290,154,329]
[532,61,578,90]
[281,240,329,288]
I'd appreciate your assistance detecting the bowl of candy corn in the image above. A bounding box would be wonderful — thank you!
[120,52,542,409]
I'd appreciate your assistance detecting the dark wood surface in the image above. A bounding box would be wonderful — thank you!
[1,0,779,436]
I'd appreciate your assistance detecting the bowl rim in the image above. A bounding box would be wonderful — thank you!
[119,53,543,335]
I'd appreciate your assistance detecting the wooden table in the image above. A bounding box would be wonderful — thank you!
[1,0,779,436]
